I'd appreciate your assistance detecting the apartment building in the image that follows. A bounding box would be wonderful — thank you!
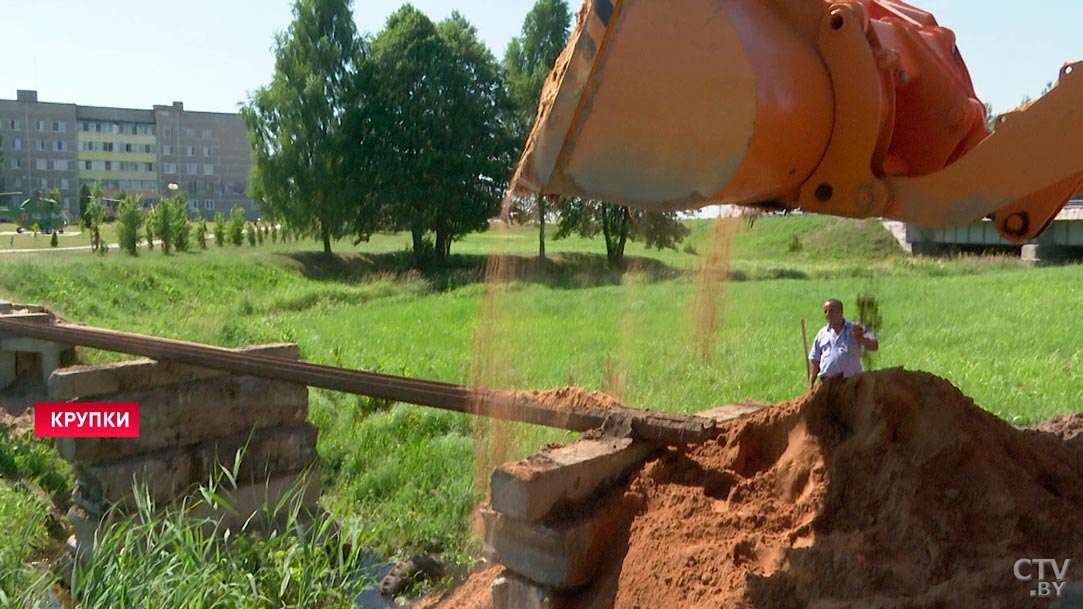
[0,90,256,220]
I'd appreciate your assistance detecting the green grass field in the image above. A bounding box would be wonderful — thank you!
[0,215,1080,604]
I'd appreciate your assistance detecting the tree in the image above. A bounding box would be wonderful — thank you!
[242,0,370,255]
[151,196,188,253]
[371,8,515,266]
[213,212,226,246]
[228,207,245,246]
[246,222,257,246]
[78,184,91,229]
[87,181,104,231]
[115,195,145,255]
[504,0,571,259]
[86,197,105,252]
[196,219,208,249]
[173,199,191,253]
[554,199,690,267]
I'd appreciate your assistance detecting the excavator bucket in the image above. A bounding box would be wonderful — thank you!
[512,0,1083,243]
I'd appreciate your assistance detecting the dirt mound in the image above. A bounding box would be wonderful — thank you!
[422,369,1083,608]
[616,368,1083,608]
[1025,413,1083,447]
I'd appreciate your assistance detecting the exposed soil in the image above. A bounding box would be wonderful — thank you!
[417,369,1083,608]
[522,386,626,412]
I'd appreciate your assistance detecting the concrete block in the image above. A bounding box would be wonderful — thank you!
[80,423,318,509]
[0,351,14,389]
[695,402,768,424]
[492,569,577,609]
[187,469,321,531]
[56,374,308,463]
[88,446,197,509]
[491,438,652,522]
[194,422,319,486]
[48,343,299,400]
[481,497,634,590]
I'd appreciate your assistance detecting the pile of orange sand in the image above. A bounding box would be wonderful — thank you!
[419,369,1083,608]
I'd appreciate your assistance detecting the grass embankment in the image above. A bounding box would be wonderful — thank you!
[0,215,1079,605]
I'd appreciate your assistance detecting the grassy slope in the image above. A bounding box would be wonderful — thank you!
[0,216,1080,582]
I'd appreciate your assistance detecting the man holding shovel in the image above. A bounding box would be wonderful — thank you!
[808,298,879,390]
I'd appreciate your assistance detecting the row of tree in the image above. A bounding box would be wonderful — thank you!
[243,0,689,267]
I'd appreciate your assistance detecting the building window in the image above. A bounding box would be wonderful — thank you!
[202,129,212,138]
[203,146,211,157]
[204,200,215,210]
[187,146,196,156]
[11,138,20,150]
[144,162,154,172]
[53,121,66,132]
[163,163,177,174]
[162,145,173,155]
[6,119,19,130]
[186,163,198,175]
[54,160,68,171]
[54,140,66,152]
[163,128,172,137]
[35,120,45,131]
[61,179,70,189]
[35,159,47,170]
[103,142,114,152]
[36,140,47,151]
[203,164,214,175]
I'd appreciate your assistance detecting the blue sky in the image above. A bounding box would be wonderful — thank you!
[1,0,1079,116]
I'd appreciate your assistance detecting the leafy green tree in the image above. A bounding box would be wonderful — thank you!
[151,196,188,253]
[228,207,245,246]
[173,199,191,253]
[554,200,690,267]
[242,0,371,255]
[87,181,104,231]
[145,208,156,250]
[86,197,105,252]
[196,219,208,249]
[50,231,58,248]
[371,7,515,266]
[115,196,145,255]
[246,222,257,246]
[504,0,571,259]
[213,212,226,246]
[78,184,91,229]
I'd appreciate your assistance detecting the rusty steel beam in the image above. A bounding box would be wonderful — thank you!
[0,318,716,445]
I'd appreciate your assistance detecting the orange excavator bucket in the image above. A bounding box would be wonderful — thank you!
[512,0,1083,243]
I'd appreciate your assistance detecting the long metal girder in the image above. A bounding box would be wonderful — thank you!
[0,317,717,445]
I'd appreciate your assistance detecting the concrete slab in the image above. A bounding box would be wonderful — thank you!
[48,343,299,400]
[695,401,769,424]
[490,437,652,522]
[83,422,318,509]
[56,374,308,463]
[492,569,575,609]
[481,496,634,590]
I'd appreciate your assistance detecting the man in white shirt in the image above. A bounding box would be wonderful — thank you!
[808,298,879,390]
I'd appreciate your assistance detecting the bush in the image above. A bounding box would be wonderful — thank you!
[229,208,245,246]
[246,223,257,247]
[116,198,145,255]
[50,231,58,248]
[213,212,226,247]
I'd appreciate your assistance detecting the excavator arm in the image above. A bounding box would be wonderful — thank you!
[511,0,1083,243]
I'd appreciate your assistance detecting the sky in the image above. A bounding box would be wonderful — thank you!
[1,0,1080,116]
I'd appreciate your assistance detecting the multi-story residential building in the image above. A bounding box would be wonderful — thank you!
[0,90,256,220]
